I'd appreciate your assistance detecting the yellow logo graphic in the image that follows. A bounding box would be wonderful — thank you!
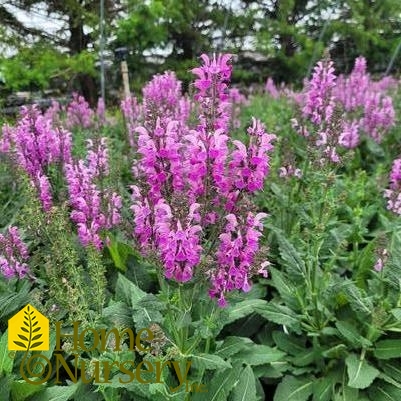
[8,304,49,351]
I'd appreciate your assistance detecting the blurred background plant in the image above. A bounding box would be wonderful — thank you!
[1,0,401,105]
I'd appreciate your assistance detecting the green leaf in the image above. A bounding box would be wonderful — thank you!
[378,371,401,389]
[107,241,135,272]
[115,273,146,307]
[273,375,314,401]
[272,331,305,356]
[10,380,45,401]
[346,353,380,389]
[313,374,339,401]
[226,299,268,325]
[343,282,373,317]
[293,348,318,367]
[0,331,13,375]
[192,364,241,401]
[368,381,401,401]
[374,340,401,359]
[273,228,306,280]
[215,337,253,359]
[253,362,287,379]
[380,361,401,382]
[102,301,132,327]
[230,365,257,401]
[335,321,372,348]
[334,387,359,401]
[391,309,401,321]
[29,382,79,401]
[190,354,232,370]
[0,376,10,401]
[0,280,31,320]
[270,268,301,310]
[132,294,165,328]
[233,344,285,366]
[106,375,152,399]
[322,344,347,359]
[256,303,300,330]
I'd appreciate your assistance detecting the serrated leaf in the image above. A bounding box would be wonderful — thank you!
[233,344,285,366]
[346,353,379,389]
[374,340,401,360]
[190,353,232,370]
[335,321,372,348]
[272,331,305,356]
[273,228,306,280]
[0,331,13,375]
[273,375,314,401]
[270,268,301,310]
[215,336,253,359]
[230,365,257,401]
[256,303,300,329]
[226,299,268,325]
[103,301,132,327]
[132,294,166,328]
[116,273,146,307]
[343,282,373,317]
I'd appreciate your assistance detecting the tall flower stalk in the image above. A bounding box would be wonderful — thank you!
[131,53,275,306]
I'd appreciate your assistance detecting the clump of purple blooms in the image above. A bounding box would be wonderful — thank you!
[130,53,275,306]
[65,137,122,250]
[334,56,395,143]
[293,56,396,161]
[1,105,72,211]
[0,226,31,279]
[66,93,95,130]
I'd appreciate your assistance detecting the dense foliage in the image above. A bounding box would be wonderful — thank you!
[0,53,401,401]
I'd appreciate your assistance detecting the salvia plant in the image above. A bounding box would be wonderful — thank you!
[0,53,400,401]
